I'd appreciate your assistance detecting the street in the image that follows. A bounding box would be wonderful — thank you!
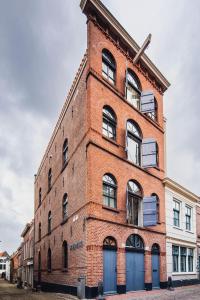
[0,279,77,300]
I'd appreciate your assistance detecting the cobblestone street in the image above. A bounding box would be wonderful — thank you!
[0,279,77,300]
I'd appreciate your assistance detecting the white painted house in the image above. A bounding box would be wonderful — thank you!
[164,178,199,286]
[0,251,10,278]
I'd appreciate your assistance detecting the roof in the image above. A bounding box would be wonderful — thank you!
[21,220,34,237]
[163,177,200,203]
[80,0,170,91]
[0,251,9,258]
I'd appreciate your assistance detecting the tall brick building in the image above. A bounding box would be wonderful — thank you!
[34,0,170,298]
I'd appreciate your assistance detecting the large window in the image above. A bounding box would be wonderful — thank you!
[62,139,68,168]
[125,69,141,110]
[126,120,142,166]
[103,174,117,209]
[102,49,116,85]
[62,241,68,270]
[172,245,194,273]
[48,211,52,234]
[47,248,52,272]
[185,206,192,231]
[62,193,68,221]
[127,180,142,226]
[102,106,116,140]
[173,199,180,227]
[48,168,52,191]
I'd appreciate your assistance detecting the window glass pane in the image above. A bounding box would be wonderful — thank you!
[127,121,141,138]
[127,136,140,165]
[126,86,140,109]
[127,72,140,90]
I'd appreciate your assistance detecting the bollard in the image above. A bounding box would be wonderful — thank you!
[167,276,174,291]
[96,281,105,300]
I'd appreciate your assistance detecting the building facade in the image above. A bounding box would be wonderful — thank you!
[164,177,199,286]
[21,221,34,287]
[0,251,10,278]
[10,250,20,283]
[34,0,170,298]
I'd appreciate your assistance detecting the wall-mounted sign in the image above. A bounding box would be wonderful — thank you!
[70,241,83,251]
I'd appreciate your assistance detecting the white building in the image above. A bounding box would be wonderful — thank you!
[164,177,199,286]
[0,251,10,278]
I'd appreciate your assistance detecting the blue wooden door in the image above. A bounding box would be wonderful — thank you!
[103,249,117,294]
[152,254,160,288]
[126,251,144,291]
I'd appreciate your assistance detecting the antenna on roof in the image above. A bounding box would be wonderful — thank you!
[133,33,152,65]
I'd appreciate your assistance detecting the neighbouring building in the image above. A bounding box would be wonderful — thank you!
[21,221,34,287]
[10,250,20,283]
[17,244,23,282]
[164,177,200,286]
[0,251,10,279]
[196,202,200,280]
[34,0,170,298]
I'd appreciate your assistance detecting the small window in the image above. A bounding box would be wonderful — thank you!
[62,193,68,221]
[172,245,179,272]
[47,248,52,272]
[185,206,192,231]
[126,120,142,166]
[180,247,187,272]
[103,174,117,209]
[126,234,144,249]
[48,211,52,234]
[38,223,41,241]
[62,139,68,168]
[103,236,117,250]
[62,241,68,270]
[188,248,193,272]
[127,180,142,226]
[125,69,141,110]
[102,106,116,140]
[173,199,180,227]
[48,168,52,191]
[39,188,42,206]
[102,49,116,85]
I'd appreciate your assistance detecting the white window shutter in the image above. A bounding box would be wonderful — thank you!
[142,138,158,168]
[141,91,155,113]
[143,196,157,226]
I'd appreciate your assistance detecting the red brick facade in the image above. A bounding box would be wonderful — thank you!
[34,0,169,297]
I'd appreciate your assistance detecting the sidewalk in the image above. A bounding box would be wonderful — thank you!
[104,285,200,300]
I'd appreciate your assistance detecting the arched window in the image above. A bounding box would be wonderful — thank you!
[126,120,142,166]
[102,106,117,140]
[126,234,144,250]
[127,180,142,226]
[103,174,117,209]
[62,241,68,270]
[39,188,42,206]
[103,236,117,250]
[48,168,52,191]
[151,243,160,254]
[62,193,68,221]
[152,193,160,223]
[38,223,41,241]
[126,69,141,110]
[47,248,51,272]
[48,211,52,234]
[102,49,116,85]
[62,139,68,168]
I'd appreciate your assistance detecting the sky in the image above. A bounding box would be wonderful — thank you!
[0,0,200,254]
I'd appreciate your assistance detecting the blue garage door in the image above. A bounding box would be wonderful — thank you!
[103,236,117,294]
[126,234,145,291]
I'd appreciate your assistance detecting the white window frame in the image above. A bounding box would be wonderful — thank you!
[173,198,181,228]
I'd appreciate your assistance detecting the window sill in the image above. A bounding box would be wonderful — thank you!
[102,205,119,213]
[185,230,194,234]
[62,268,68,273]
[61,218,69,226]
[61,161,68,173]
[102,135,119,147]
[172,272,196,276]
[173,226,183,231]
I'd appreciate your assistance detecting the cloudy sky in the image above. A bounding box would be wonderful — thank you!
[0,0,200,254]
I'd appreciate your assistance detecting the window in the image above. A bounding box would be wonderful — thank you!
[173,199,180,227]
[102,174,117,209]
[39,188,42,206]
[102,106,116,140]
[125,69,141,110]
[180,247,187,272]
[102,49,116,84]
[146,98,157,121]
[103,236,117,249]
[48,211,52,234]
[126,234,144,249]
[47,248,51,272]
[185,206,192,231]
[127,180,142,226]
[62,139,68,168]
[188,248,193,272]
[48,168,52,191]
[62,241,68,270]
[38,223,41,241]
[63,193,68,221]
[172,245,179,272]
[126,120,142,166]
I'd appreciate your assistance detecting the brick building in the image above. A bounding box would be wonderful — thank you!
[34,0,170,298]
[10,250,20,283]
